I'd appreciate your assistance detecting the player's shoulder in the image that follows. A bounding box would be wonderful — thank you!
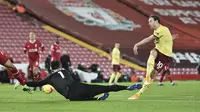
[0,51,6,55]
[51,68,66,74]
[35,40,41,43]
[113,47,119,51]
[160,25,169,31]
[24,41,31,46]
[25,41,30,44]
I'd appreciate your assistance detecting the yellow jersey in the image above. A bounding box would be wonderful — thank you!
[111,47,120,65]
[154,25,173,57]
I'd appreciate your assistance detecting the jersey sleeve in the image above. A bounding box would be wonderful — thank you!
[26,76,50,87]
[41,44,45,52]
[51,45,54,51]
[38,40,45,52]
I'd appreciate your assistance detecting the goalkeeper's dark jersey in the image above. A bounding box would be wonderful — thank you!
[26,68,75,98]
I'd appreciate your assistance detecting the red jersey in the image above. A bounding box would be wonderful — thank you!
[24,40,44,62]
[51,43,61,61]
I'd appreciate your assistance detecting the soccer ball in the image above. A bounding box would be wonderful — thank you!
[42,84,54,94]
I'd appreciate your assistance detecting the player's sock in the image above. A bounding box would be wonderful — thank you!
[158,82,163,85]
[129,55,155,99]
[114,72,121,84]
[159,73,165,83]
[108,73,115,85]
[168,75,175,85]
[128,83,149,100]
[167,75,173,83]
[137,83,149,96]
[11,67,26,85]
[145,55,155,83]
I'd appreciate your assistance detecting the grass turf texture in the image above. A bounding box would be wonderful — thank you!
[0,81,199,112]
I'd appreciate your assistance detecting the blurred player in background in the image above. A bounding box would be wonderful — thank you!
[129,15,178,100]
[108,43,121,85]
[24,32,44,81]
[158,58,176,86]
[0,51,30,92]
[50,38,61,62]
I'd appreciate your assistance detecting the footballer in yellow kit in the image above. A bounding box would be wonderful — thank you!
[129,15,178,100]
[108,43,121,85]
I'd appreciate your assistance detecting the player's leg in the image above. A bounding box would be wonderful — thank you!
[129,70,158,100]
[4,60,32,93]
[28,65,37,91]
[108,65,117,85]
[68,82,142,101]
[145,49,157,83]
[128,49,158,100]
[165,70,175,86]
[33,66,40,80]
[4,59,26,85]
[158,70,166,86]
[114,66,121,84]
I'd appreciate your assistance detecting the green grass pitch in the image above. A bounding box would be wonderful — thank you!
[0,81,200,112]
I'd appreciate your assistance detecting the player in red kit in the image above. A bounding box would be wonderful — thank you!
[158,58,176,86]
[0,51,31,92]
[24,32,44,81]
[51,39,61,62]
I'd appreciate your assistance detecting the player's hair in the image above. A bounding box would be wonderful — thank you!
[55,40,59,44]
[150,15,160,23]
[51,61,60,70]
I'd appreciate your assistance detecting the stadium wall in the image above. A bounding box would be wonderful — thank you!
[13,0,147,71]
[42,25,145,71]
[11,0,200,69]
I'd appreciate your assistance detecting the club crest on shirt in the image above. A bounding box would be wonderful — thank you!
[48,0,141,31]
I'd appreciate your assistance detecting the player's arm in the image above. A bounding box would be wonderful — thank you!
[172,34,179,40]
[26,76,50,87]
[133,35,156,55]
[108,52,112,61]
[51,45,55,52]
[38,41,45,52]
[41,44,45,52]
[24,43,27,54]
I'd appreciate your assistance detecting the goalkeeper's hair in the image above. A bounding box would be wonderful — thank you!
[51,61,60,70]
[60,54,72,71]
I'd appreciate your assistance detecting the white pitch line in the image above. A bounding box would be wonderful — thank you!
[144,95,196,97]
[130,99,200,103]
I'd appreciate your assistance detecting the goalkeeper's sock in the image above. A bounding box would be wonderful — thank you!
[108,73,116,85]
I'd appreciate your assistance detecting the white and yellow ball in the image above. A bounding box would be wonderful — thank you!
[42,84,54,94]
